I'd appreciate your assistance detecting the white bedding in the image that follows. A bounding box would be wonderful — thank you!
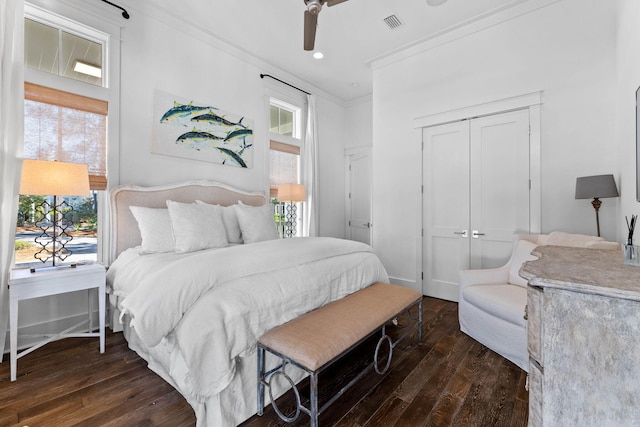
[107,237,389,410]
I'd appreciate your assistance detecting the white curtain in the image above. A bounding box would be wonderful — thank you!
[302,94,319,236]
[0,0,24,359]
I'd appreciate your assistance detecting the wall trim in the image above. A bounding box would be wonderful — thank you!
[369,0,561,71]
[413,91,543,128]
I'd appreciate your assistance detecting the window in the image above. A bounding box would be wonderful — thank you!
[24,18,104,87]
[269,98,303,236]
[16,10,110,267]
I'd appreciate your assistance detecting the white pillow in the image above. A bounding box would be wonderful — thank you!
[196,200,243,244]
[166,200,228,253]
[129,206,175,253]
[235,202,279,244]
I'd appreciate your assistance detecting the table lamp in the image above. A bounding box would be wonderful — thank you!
[19,159,90,271]
[277,183,306,238]
[575,174,619,237]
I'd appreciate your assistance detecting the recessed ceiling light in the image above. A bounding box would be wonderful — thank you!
[73,60,102,78]
[313,51,324,59]
[351,82,360,87]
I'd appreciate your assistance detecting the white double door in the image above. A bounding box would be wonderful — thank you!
[422,109,531,301]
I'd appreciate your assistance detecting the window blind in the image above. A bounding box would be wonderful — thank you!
[269,141,300,198]
[23,82,108,190]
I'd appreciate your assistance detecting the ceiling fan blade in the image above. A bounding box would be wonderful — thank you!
[304,10,318,51]
[327,0,349,6]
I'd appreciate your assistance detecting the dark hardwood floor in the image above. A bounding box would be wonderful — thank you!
[0,297,528,426]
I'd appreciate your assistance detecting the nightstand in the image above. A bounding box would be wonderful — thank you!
[9,262,106,381]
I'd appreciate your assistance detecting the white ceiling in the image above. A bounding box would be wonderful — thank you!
[143,0,530,102]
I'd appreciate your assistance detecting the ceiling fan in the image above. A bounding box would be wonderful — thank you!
[303,0,349,51]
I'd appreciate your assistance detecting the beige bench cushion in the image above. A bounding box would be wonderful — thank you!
[259,282,421,371]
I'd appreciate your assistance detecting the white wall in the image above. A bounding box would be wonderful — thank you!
[616,0,640,243]
[371,0,619,288]
[117,4,348,242]
[345,96,373,149]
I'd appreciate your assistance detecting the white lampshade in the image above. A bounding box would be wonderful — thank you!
[20,159,90,196]
[278,183,306,202]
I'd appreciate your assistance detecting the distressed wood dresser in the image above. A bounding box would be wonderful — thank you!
[521,245,640,427]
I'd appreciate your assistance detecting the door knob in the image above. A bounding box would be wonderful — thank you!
[472,230,485,239]
[453,230,468,238]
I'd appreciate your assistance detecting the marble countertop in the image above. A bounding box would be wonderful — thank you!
[520,245,640,301]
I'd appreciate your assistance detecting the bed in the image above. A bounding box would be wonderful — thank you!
[105,180,389,426]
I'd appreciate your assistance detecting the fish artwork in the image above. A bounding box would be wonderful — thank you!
[191,111,247,129]
[224,128,253,142]
[216,147,247,168]
[160,102,216,126]
[175,129,224,150]
[154,90,254,168]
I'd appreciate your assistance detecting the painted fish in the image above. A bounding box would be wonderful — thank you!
[160,102,216,123]
[216,147,248,168]
[191,111,247,128]
[238,141,253,156]
[224,128,253,142]
[175,129,224,144]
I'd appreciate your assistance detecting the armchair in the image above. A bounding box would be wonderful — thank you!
[458,232,618,372]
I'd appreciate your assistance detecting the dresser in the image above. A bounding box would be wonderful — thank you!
[521,246,640,427]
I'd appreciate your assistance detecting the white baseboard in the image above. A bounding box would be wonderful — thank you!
[388,276,421,294]
[423,281,459,302]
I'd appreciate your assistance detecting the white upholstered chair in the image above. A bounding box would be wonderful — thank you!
[458,232,618,372]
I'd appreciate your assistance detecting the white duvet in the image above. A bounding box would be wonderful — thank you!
[107,237,388,400]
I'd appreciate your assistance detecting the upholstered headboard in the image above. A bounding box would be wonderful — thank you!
[109,180,267,262]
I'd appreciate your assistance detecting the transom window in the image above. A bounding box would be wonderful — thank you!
[24,17,104,87]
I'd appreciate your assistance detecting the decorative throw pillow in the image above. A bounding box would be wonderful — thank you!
[234,202,279,244]
[129,206,175,253]
[166,200,228,253]
[196,200,243,244]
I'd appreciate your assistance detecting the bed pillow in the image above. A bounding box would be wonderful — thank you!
[196,200,243,244]
[166,200,228,253]
[129,206,175,253]
[235,202,279,243]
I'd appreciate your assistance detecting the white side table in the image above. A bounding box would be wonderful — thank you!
[9,262,106,381]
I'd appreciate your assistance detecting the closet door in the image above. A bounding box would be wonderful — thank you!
[469,109,530,269]
[422,109,531,301]
[422,121,470,301]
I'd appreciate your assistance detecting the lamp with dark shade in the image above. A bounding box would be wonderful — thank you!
[575,174,619,237]
[277,183,306,238]
[20,159,90,271]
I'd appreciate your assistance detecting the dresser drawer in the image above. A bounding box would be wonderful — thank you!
[527,285,543,365]
[528,357,543,427]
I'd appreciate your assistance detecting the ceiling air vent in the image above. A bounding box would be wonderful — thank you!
[383,14,403,30]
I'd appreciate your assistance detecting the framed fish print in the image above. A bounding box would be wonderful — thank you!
[151,90,254,168]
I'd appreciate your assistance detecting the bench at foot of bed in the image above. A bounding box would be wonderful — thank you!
[257,282,423,426]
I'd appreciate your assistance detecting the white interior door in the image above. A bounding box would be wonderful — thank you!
[423,121,470,301]
[422,109,531,301]
[346,148,372,245]
[469,109,531,269]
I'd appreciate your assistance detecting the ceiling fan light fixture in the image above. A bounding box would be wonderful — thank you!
[306,0,323,15]
[313,51,324,59]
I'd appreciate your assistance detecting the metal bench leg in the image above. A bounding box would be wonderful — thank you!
[310,371,319,427]
[257,344,265,415]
